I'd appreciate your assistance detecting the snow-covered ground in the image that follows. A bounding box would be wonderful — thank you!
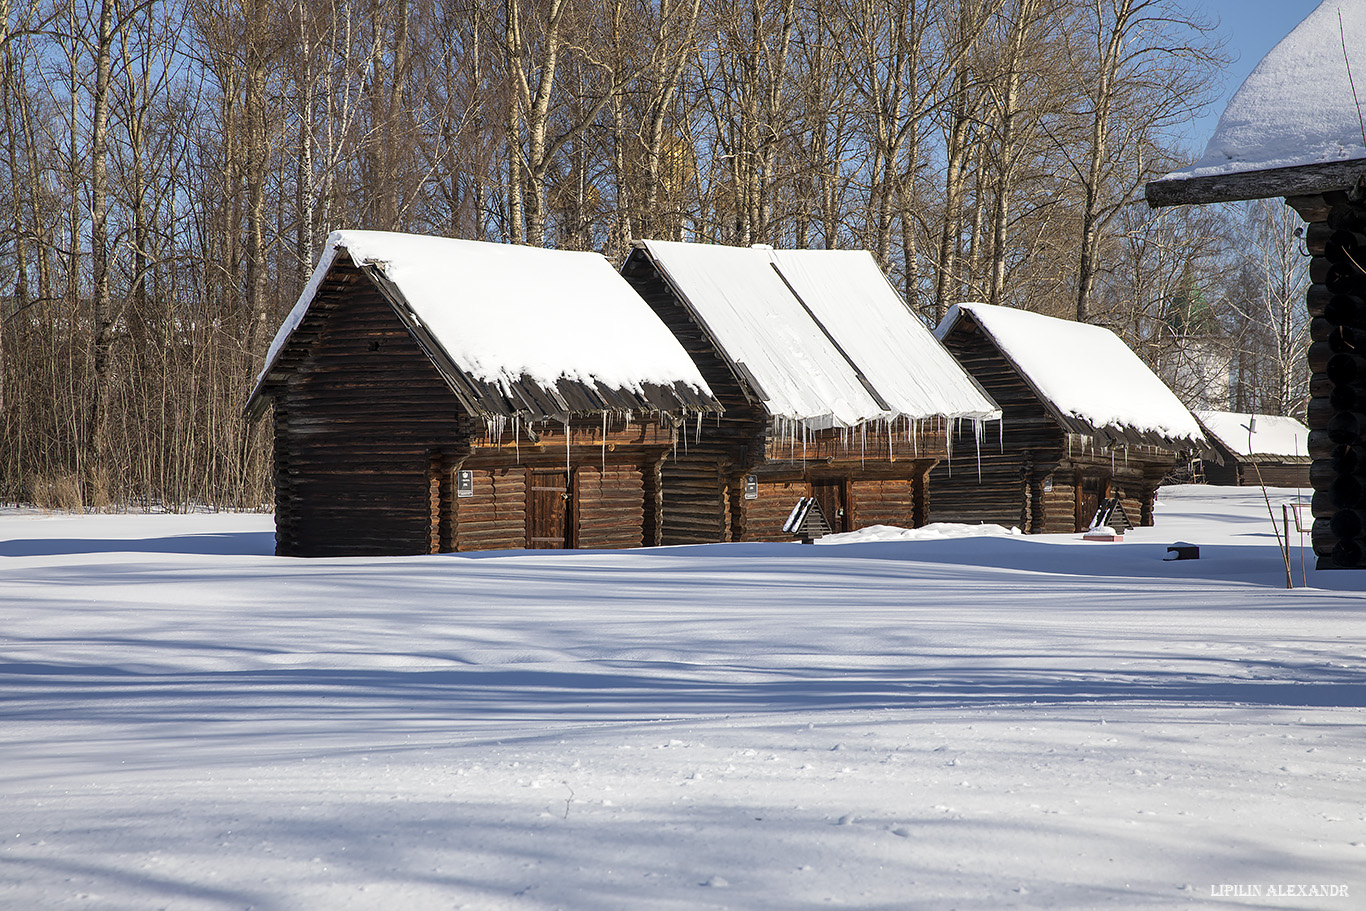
[2,485,1363,910]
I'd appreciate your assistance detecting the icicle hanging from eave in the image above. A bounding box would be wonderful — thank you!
[974,416,984,483]
[944,415,952,478]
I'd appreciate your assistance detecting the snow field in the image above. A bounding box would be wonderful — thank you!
[1,486,1364,909]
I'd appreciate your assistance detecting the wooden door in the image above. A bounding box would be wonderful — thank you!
[528,470,572,548]
[810,479,849,533]
[1077,474,1108,532]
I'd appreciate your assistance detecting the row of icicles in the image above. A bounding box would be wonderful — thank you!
[479,411,1133,487]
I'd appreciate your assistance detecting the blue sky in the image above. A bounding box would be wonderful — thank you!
[1176,0,1324,157]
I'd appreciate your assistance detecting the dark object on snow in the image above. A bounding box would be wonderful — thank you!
[1091,496,1134,533]
[1165,542,1200,561]
[784,497,832,544]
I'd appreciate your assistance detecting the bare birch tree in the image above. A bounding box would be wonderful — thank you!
[1058,0,1221,324]
[1225,198,1311,417]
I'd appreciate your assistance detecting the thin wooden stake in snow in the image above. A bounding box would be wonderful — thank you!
[1247,417,1293,589]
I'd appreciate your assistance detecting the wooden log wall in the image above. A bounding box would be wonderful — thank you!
[1245,462,1311,489]
[269,259,475,557]
[1204,454,1310,489]
[272,398,298,552]
[733,461,938,541]
[660,458,730,544]
[932,321,1061,530]
[850,478,915,528]
[762,419,951,463]
[643,454,665,547]
[746,480,807,541]
[622,250,765,545]
[938,459,1032,529]
[428,450,454,553]
[1037,473,1077,534]
[452,466,527,552]
[1119,491,1143,530]
[576,464,647,549]
[1296,190,1366,568]
[1201,457,1239,487]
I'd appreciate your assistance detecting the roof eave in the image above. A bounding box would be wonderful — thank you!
[953,308,1199,452]
[1241,454,1313,463]
[1145,158,1366,208]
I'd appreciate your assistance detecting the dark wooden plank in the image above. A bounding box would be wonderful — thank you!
[1145,160,1366,208]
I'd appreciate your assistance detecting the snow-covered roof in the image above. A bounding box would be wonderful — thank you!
[936,303,1206,449]
[248,231,718,420]
[628,241,1000,428]
[1148,2,1366,204]
[1196,410,1310,460]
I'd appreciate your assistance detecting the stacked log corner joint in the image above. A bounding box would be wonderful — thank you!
[1306,194,1366,568]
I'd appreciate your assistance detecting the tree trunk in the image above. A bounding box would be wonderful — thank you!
[86,0,116,499]
[985,0,1041,307]
[243,0,269,360]
[378,0,409,229]
[1075,0,1131,324]
[1,34,21,415]
[520,0,565,246]
[642,0,702,241]
[933,92,971,322]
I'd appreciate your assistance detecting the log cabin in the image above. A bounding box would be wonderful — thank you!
[245,231,719,556]
[620,240,1001,543]
[930,303,1206,533]
[1196,411,1311,488]
[1144,4,1366,567]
